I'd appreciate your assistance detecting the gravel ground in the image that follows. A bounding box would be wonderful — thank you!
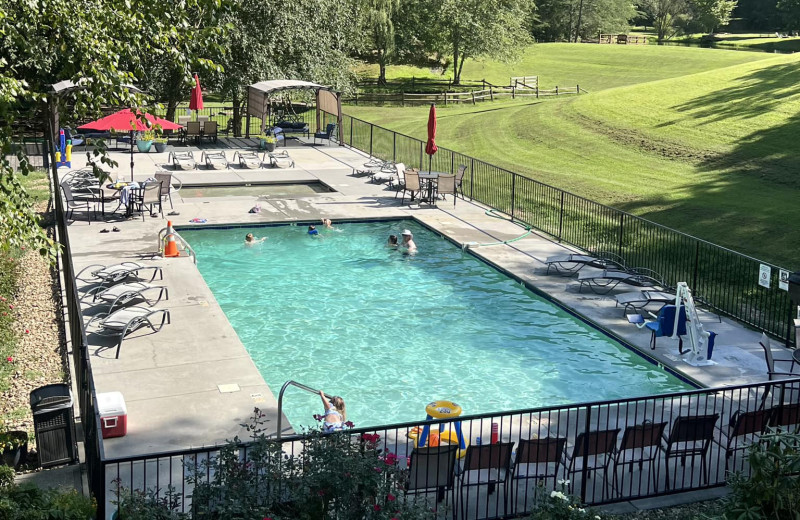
[612,499,726,519]
[0,202,67,439]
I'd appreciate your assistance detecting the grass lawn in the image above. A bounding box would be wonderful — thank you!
[346,44,800,267]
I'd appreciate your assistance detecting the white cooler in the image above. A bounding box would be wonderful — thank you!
[96,391,127,439]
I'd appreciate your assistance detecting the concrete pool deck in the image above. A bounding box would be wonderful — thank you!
[63,139,788,461]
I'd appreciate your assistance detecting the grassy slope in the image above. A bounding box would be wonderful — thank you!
[346,45,800,267]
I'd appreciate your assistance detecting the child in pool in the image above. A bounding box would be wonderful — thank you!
[308,225,319,236]
[245,233,266,245]
[319,391,346,432]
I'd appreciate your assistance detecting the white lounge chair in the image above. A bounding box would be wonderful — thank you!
[82,281,169,313]
[544,251,625,275]
[264,150,294,168]
[168,150,196,170]
[373,162,405,184]
[76,262,163,286]
[201,150,229,170]
[87,306,171,358]
[233,150,262,169]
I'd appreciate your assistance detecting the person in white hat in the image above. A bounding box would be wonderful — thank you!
[400,229,417,253]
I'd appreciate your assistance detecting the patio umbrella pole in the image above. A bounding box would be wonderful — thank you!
[129,130,135,181]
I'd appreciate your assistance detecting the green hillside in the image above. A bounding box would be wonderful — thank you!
[346,46,800,267]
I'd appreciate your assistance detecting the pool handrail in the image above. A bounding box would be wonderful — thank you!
[157,226,197,264]
[276,380,336,440]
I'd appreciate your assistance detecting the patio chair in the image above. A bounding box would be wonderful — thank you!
[406,445,459,518]
[60,181,98,223]
[768,402,800,432]
[576,267,663,295]
[400,170,421,205]
[200,150,229,170]
[457,442,515,519]
[134,181,163,221]
[715,408,772,472]
[642,304,687,351]
[373,162,403,184]
[612,421,667,498]
[435,174,456,207]
[233,150,262,169]
[508,437,567,514]
[759,332,799,380]
[154,172,182,209]
[184,121,201,144]
[86,305,171,358]
[544,251,626,276]
[615,290,675,316]
[202,121,218,143]
[455,164,467,198]
[265,150,295,168]
[661,414,719,490]
[565,429,619,501]
[313,123,336,145]
[76,262,163,286]
[81,281,169,313]
[169,150,196,170]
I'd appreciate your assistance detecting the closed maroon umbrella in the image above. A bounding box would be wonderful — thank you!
[79,109,183,180]
[189,74,204,113]
[425,104,437,173]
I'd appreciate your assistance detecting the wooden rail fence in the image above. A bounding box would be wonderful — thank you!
[597,33,648,45]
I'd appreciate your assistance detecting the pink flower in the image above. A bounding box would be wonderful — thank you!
[373,504,381,512]
[345,420,354,428]
[24,329,29,334]
[8,304,13,309]
[384,453,399,465]
[386,493,396,502]
[373,466,382,473]
[361,433,380,443]
[264,517,273,520]
[6,357,12,363]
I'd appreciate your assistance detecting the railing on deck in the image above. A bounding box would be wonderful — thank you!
[105,379,800,518]
[323,111,797,345]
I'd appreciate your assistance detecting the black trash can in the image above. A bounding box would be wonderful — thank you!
[788,271,800,304]
[30,383,77,468]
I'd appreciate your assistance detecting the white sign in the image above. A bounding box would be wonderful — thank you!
[758,264,771,289]
[779,269,790,291]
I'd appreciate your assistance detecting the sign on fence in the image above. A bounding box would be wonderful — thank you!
[759,264,772,288]
[779,269,790,291]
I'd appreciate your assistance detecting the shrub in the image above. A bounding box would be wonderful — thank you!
[0,483,95,519]
[528,480,605,520]
[725,428,800,519]
[115,408,436,519]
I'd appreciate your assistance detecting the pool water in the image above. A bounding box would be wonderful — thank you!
[183,221,692,429]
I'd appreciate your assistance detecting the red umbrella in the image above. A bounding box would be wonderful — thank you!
[79,109,182,181]
[425,104,437,173]
[189,74,204,112]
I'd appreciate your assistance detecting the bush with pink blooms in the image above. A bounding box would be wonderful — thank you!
[0,251,20,395]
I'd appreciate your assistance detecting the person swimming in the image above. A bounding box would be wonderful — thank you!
[387,234,398,247]
[308,225,319,236]
[322,218,335,229]
[245,233,266,245]
[399,229,417,253]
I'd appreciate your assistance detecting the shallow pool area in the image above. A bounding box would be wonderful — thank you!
[182,221,693,429]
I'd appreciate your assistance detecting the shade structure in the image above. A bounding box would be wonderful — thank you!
[425,104,438,173]
[189,74,204,111]
[79,109,182,181]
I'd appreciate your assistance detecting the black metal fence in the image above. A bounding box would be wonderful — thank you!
[324,111,798,345]
[151,105,317,137]
[104,379,800,518]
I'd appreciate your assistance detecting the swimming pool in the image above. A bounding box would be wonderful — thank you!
[182,221,693,429]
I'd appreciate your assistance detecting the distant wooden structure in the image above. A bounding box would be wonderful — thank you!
[597,33,648,45]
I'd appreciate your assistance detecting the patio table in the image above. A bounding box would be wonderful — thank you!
[418,171,446,204]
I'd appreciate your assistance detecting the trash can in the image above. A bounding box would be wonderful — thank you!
[788,271,800,304]
[30,383,77,468]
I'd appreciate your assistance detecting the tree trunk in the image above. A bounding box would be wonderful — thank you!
[378,49,387,86]
[166,99,179,123]
[574,0,585,42]
[452,26,461,85]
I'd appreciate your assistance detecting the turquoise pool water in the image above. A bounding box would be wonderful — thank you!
[183,221,692,429]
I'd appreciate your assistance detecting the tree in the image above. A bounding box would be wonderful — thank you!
[639,0,690,42]
[778,0,800,31]
[0,0,226,256]
[365,0,401,85]
[532,0,634,42]
[432,0,533,85]
[688,0,737,33]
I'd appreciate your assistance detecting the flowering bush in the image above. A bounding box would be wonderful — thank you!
[117,409,437,519]
[528,480,605,520]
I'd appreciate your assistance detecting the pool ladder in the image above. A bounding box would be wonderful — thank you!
[276,380,337,440]
[157,226,197,264]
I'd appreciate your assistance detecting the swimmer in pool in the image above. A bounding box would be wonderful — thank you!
[245,233,266,245]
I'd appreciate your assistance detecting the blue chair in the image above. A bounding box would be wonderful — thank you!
[645,304,686,350]
[313,123,336,145]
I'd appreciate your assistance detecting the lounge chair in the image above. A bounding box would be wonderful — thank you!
[154,172,182,209]
[200,151,229,170]
[615,290,675,316]
[544,251,626,275]
[576,267,663,294]
[76,262,163,286]
[265,150,294,168]
[373,162,404,184]
[233,150,262,169]
[82,281,169,313]
[87,305,171,358]
[168,150,196,170]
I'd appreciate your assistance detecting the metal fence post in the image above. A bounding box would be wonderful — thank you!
[369,125,373,158]
[618,213,625,257]
[349,117,353,147]
[558,191,565,241]
[470,158,475,200]
[580,405,592,503]
[693,242,700,291]
[511,174,517,220]
[392,132,396,163]
[419,142,423,170]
